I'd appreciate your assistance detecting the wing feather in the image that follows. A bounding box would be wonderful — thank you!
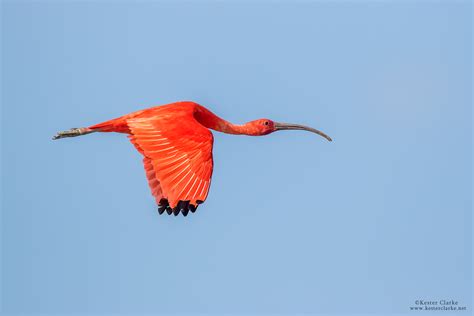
[127,110,213,211]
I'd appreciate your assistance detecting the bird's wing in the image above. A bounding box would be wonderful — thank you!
[127,114,214,216]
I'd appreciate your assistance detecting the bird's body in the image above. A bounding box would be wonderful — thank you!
[54,101,331,216]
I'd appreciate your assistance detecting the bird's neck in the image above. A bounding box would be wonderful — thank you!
[194,105,248,135]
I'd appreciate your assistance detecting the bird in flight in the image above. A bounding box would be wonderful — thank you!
[53,101,331,216]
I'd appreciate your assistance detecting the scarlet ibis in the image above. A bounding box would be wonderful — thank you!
[53,101,331,216]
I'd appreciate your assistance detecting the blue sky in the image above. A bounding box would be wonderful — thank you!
[1,1,472,315]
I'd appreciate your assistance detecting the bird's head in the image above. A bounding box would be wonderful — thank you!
[244,119,332,141]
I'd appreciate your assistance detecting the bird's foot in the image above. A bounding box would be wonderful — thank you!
[52,128,93,140]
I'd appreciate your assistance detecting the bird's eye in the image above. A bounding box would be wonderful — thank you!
[264,121,269,126]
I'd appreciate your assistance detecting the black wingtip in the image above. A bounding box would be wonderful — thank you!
[158,206,166,215]
[158,198,169,215]
[173,207,180,216]
[156,199,201,216]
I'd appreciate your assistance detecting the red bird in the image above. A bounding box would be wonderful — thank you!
[53,101,331,216]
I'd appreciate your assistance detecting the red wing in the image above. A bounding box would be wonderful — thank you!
[127,114,214,216]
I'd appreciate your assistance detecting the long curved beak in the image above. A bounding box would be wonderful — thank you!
[274,122,332,142]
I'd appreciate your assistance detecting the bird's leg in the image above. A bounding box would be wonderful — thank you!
[52,127,95,140]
